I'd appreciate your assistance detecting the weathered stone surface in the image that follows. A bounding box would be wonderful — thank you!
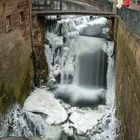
[0,30,34,113]
[32,16,48,86]
[115,19,140,140]
[0,0,34,113]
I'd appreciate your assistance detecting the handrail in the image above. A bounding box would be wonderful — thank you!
[32,0,62,10]
[32,0,113,12]
[116,6,140,36]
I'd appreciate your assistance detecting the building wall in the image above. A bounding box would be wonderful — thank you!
[32,15,48,86]
[115,18,140,140]
[0,0,34,112]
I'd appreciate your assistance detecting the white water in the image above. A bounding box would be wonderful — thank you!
[74,36,107,87]
[0,16,117,140]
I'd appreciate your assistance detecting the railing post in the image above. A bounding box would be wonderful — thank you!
[60,0,62,10]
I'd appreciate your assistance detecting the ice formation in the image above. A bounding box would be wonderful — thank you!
[0,16,117,140]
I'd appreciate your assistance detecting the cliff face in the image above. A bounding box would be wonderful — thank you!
[0,0,34,113]
[115,18,140,140]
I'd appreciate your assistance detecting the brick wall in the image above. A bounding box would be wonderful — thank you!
[0,0,30,39]
[0,0,34,113]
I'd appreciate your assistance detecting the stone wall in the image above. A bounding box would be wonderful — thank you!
[115,18,140,140]
[0,0,34,113]
[32,15,48,86]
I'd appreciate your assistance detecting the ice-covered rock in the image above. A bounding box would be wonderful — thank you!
[64,31,79,40]
[46,32,63,48]
[53,16,108,39]
[77,17,108,36]
[69,110,103,135]
[23,89,68,125]
[47,76,56,87]
[62,122,74,136]
[0,104,62,139]
[52,64,61,77]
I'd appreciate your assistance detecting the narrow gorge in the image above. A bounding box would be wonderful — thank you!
[0,16,117,140]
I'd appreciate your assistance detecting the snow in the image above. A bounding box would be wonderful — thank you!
[53,16,107,38]
[0,104,62,139]
[23,88,68,125]
[64,31,79,40]
[76,17,107,36]
[87,17,107,25]
[62,122,74,136]
[46,32,63,48]
[52,64,61,77]
[47,76,56,87]
[69,109,104,135]
[44,44,52,71]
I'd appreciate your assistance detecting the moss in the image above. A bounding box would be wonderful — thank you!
[0,80,15,113]
[0,61,33,113]
[0,29,34,114]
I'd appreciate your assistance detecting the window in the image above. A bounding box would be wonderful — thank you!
[6,15,12,32]
[19,11,24,23]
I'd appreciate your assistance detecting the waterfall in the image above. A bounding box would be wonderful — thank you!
[74,36,107,88]
[45,16,109,88]
[47,16,112,107]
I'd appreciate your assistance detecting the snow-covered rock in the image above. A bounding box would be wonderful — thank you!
[0,104,62,139]
[69,110,103,135]
[46,32,63,48]
[23,89,68,125]
[47,76,56,87]
[62,122,74,136]
[77,17,108,36]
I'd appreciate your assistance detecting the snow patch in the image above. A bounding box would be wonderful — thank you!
[69,110,103,135]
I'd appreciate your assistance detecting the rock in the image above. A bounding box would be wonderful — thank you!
[69,110,103,135]
[62,123,74,136]
[47,76,56,87]
[23,88,68,125]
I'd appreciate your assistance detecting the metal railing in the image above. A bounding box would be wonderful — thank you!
[92,0,113,12]
[69,0,113,12]
[32,0,62,11]
[117,6,140,36]
[32,0,113,12]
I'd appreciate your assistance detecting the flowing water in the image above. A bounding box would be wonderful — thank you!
[0,16,118,140]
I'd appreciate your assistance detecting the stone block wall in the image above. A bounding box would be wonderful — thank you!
[0,0,34,112]
[115,18,140,140]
